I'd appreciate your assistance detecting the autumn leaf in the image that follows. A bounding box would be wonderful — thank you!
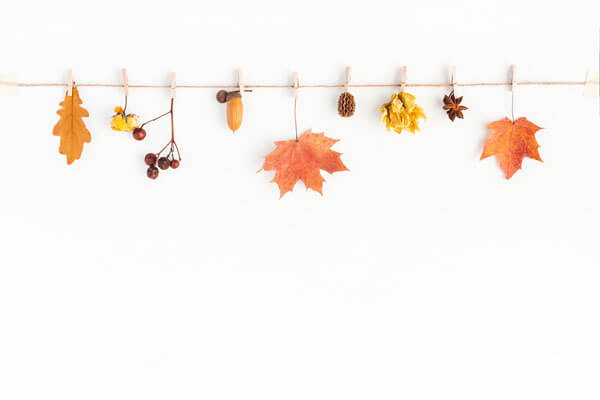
[260,129,348,197]
[480,117,543,179]
[52,87,91,164]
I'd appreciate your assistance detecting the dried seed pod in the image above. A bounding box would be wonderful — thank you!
[338,92,356,117]
[442,91,468,121]
[226,91,243,132]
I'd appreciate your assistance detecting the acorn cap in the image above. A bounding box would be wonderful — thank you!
[216,90,228,103]
[216,90,242,103]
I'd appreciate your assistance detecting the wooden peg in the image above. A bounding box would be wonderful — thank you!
[511,65,517,93]
[122,68,129,97]
[238,68,244,97]
[67,69,73,96]
[344,66,351,93]
[171,72,176,99]
[400,66,407,92]
[451,65,457,94]
[293,72,299,99]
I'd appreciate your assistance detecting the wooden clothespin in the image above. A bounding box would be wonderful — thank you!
[511,65,517,94]
[122,68,129,97]
[171,72,176,100]
[293,72,299,100]
[238,68,244,97]
[583,71,600,98]
[451,65,457,95]
[400,66,407,92]
[67,69,73,96]
[344,66,351,93]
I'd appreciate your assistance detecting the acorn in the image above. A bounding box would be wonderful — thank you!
[216,90,243,132]
[226,91,243,132]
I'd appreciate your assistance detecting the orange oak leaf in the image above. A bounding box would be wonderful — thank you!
[52,87,91,164]
[261,129,348,197]
[480,117,543,179]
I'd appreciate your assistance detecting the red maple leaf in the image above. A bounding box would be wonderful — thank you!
[480,117,543,179]
[260,129,348,197]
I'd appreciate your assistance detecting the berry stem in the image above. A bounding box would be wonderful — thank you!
[170,98,175,142]
[149,98,180,164]
[141,110,171,128]
[122,95,129,123]
[156,141,171,157]
[173,140,181,160]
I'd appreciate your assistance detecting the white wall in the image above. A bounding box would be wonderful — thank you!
[1,1,599,399]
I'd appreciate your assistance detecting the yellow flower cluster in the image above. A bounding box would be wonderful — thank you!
[380,91,426,134]
[110,106,140,132]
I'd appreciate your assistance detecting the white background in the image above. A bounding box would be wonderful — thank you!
[1,1,599,399]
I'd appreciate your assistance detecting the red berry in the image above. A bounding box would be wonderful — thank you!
[146,166,159,179]
[158,157,170,170]
[170,159,180,169]
[144,153,157,166]
[133,127,146,141]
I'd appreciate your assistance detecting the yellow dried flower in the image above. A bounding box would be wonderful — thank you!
[380,91,426,134]
[111,107,140,132]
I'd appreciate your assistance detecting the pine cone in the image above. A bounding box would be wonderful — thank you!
[338,91,356,117]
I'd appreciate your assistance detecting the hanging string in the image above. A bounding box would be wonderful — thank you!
[511,65,517,121]
[293,72,299,141]
[294,94,298,141]
[0,81,586,89]
[511,89,515,121]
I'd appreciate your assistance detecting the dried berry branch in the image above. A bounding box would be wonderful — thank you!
[142,98,181,179]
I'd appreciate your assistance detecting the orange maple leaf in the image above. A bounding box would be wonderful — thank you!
[480,117,543,179]
[52,87,91,164]
[261,129,348,197]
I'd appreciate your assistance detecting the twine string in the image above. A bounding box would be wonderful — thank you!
[293,73,299,141]
[511,65,517,121]
[294,95,298,141]
[0,81,586,89]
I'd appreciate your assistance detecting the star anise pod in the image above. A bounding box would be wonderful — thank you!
[442,91,468,121]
